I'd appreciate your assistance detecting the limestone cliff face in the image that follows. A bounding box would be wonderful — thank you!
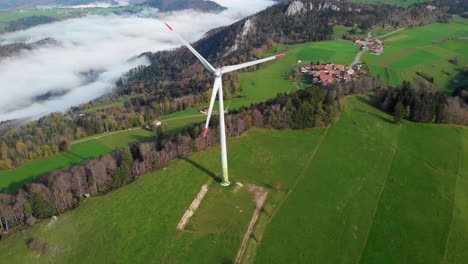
[285,1,306,16]
[285,0,360,16]
[224,18,256,57]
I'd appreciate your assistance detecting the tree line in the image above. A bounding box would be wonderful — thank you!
[378,79,468,125]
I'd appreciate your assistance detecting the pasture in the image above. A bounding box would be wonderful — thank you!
[363,18,468,93]
[0,96,465,264]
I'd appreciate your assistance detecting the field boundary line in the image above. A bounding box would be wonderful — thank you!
[355,123,403,264]
[72,128,141,145]
[441,129,463,263]
[265,127,329,229]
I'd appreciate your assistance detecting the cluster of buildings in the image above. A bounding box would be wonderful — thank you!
[355,38,384,55]
[300,63,364,84]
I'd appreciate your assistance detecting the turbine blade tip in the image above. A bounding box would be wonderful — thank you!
[203,128,208,137]
[275,54,286,58]
[164,22,173,31]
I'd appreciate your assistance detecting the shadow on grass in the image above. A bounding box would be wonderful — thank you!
[183,158,221,183]
[356,110,395,124]
[355,95,396,124]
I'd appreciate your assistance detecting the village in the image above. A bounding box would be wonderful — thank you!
[300,62,368,85]
[354,38,384,55]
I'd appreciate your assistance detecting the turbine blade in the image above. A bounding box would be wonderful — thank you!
[164,22,216,73]
[221,54,286,74]
[203,77,222,137]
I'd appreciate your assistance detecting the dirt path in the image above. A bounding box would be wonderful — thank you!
[177,183,209,231]
[72,128,141,145]
[72,114,205,145]
[235,185,269,264]
[376,27,406,39]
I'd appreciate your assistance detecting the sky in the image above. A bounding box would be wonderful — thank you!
[0,0,275,122]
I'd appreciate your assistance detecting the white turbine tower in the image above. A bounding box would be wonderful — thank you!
[165,22,286,186]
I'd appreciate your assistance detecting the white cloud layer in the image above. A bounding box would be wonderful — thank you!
[0,0,275,122]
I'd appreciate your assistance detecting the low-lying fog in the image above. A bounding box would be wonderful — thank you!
[0,0,275,122]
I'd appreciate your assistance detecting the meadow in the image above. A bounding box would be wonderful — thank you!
[255,96,466,264]
[363,18,468,93]
[0,95,465,264]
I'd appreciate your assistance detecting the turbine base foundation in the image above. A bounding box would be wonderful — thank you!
[220,181,231,187]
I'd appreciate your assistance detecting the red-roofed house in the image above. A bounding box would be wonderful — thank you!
[330,70,340,76]
[317,65,327,70]
[325,65,333,72]
[335,65,345,71]
[370,49,383,55]
[152,120,162,127]
[355,40,366,46]
[320,75,335,84]
[375,39,383,45]
[314,71,327,77]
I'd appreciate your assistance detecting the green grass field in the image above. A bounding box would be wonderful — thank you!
[0,95,465,264]
[364,18,468,93]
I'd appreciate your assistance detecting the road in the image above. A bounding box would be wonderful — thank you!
[376,27,407,39]
[351,27,407,66]
[352,31,371,66]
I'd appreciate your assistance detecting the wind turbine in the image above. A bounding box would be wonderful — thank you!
[164,22,286,186]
